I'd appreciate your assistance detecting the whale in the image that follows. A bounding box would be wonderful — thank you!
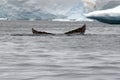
[32,28,54,35]
[32,24,86,35]
[64,24,86,35]
[85,6,120,24]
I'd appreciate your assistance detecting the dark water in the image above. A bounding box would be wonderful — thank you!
[0,21,120,80]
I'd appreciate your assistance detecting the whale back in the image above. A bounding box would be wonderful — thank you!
[64,24,86,35]
[32,24,86,35]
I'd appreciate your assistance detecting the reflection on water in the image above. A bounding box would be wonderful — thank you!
[0,21,120,80]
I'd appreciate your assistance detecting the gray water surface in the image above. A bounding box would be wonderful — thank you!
[0,21,120,80]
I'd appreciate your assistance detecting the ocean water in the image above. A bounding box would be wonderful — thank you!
[0,20,120,80]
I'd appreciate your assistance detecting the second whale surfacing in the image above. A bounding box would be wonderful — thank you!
[32,24,86,35]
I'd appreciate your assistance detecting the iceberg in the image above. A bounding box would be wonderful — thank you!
[85,5,120,24]
[0,18,7,20]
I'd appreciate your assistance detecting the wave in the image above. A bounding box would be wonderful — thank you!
[85,5,120,24]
